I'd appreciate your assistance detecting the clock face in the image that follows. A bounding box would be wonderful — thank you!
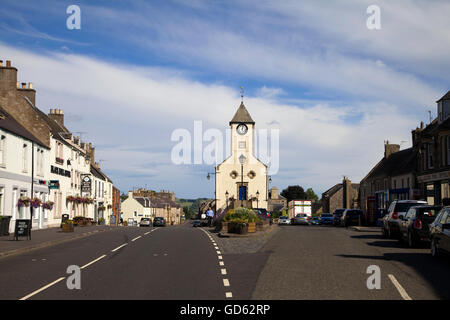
[236,124,248,135]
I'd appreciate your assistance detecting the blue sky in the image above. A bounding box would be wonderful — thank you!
[1,0,449,198]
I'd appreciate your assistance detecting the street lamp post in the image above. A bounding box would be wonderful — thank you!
[206,167,217,217]
[225,191,229,209]
[256,190,260,209]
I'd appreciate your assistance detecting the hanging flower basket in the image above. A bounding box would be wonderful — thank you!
[18,197,31,208]
[42,201,54,210]
[98,205,106,211]
[30,198,42,208]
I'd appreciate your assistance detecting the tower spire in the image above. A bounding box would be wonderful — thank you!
[240,86,244,103]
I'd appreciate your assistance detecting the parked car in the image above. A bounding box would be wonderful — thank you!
[319,213,334,225]
[340,209,365,227]
[293,213,311,225]
[332,209,346,226]
[153,217,166,227]
[192,220,202,227]
[139,218,152,227]
[399,205,442,247]
[311,216,320,225]
[278,216,291,225]
[429,207,450,257]
[382,200,427,238]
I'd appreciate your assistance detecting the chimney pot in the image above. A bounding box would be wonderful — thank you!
[50,108,54,114]
[6,60,11,67]
[28,82,33,89]
[0,60,3,66]
[21,82,26,89]
[16,82,19,88]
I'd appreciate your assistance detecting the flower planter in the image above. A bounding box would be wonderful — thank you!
[220,221,229,233]
[247,222,256,233]
[61,223,74,232]
[256,221,264,231]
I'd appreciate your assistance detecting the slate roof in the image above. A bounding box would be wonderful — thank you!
[90,164,106,181]
[0,106,47,148]
[436,90,450,102]
[362,147,416,181]
[230,102,255,125]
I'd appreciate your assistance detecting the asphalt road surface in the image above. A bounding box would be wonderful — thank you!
[0,223,448,300]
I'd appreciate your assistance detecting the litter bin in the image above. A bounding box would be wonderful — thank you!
[0,216,12,236]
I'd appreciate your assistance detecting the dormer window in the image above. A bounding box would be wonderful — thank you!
[437,91,450,124]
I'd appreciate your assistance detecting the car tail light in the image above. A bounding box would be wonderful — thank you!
[414,219,422,230]
[392,212,398,219]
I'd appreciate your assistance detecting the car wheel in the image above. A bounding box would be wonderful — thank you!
[431,238,440,258]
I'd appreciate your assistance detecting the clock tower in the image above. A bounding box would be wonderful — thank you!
[215,101,268,214]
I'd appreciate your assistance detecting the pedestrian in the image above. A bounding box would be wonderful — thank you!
[206,208,214,227]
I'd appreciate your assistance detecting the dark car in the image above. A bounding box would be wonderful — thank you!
[319,213,333,225]
[192,220,202,227]
[429,206,450,257]
[139,217,152,227]
[382,200,427,238]
[311,216,320,225]
[399,205,442,247]
[340,209,364,227]
[332,209,346,226]
[153,217,166,227]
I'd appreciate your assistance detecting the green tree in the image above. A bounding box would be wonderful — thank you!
[305,188,319,202]
[281,185,306,202]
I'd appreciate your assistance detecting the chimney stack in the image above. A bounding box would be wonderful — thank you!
[384,140,400,158]
[48,108,65,127]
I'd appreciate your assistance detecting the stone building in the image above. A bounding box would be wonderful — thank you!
[215,101,268,214]
[359,141,417,225]
[322,177,359,215]
[413,90,450,205]
[268,187,287,213]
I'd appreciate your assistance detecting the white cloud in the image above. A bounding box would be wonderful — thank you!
[0,42,427,197]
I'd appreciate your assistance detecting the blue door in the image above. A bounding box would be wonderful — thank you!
[239,186,247,200]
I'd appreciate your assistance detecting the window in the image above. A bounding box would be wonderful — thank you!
[0,187,4,216]
[407,177,410,188]
[427,143,434,169]
[447,136,450,166]
[239,141,246,149]
[0,135,6,167]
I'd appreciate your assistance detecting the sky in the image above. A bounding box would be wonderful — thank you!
[0,0,449,199]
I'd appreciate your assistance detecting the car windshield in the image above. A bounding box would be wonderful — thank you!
[141,218,149,221]
[347,210,362,216]
[417,208,439,217]
[334,209,345,215]
[321,214,332,217]
[296,214,307,217]
[280,216,289,219]
[394,203,425,213]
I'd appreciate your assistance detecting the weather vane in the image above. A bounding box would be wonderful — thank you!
[240,86,244,103]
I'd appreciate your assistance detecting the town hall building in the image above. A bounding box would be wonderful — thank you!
[215,101,268,213]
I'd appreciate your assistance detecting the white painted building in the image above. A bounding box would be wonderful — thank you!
[121,191,153,225]
[0,107,50,233]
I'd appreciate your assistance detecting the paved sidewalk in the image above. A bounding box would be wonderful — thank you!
[0,225,116,259]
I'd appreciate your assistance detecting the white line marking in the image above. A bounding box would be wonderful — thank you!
[214,246,219,250]
[388,274,412,300]
[221,268,227,275]
[131,236,141,242]
[225,292,233,298]
[216,251,221,255]
[20,277,66,300]
[218,255,223,260]
[219,261,224,266]
[144,231,151,235]
[81,255,106,269]
[223,279,230,287]
[111,243,128,252]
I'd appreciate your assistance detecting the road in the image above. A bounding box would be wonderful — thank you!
[0,223,448,300]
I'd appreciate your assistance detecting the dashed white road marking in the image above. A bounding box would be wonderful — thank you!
[218,255,223,260]
[388,274,412,300]
[221,268,227,275]
[219,261,224,266]
[223,279,230,287]
[20,277,66,300]
[144,231,151,235]
[111,243,128,252]
[225,292,233,298]
[214,246,219,250]
[216,251,221,255]
[131,236,141,242]
[81,255,106,269]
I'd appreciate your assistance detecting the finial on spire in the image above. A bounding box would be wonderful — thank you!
[240,86,244,103]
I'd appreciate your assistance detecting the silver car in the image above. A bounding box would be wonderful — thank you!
[278,216,291,225]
